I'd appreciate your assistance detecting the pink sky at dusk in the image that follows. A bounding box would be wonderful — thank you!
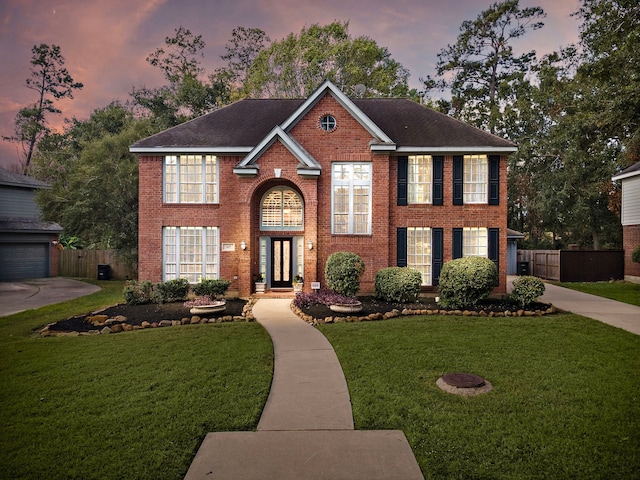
[0,0,581,171]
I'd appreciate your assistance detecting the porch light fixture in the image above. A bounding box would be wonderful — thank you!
[307,240,313,250]
[240,241,247,250]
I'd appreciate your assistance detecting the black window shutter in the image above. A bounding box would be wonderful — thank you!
[488,227,499,268]
[432,228,443,285]
[489,155,500,205]
[397,156,408,206]
[433,156,444,205]
[397,227,408,267]
[453,155,463,205]
[452,228,463,259]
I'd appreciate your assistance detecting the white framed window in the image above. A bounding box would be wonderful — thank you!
[164,155,218,203]
[163,226,219,283]
[463,154,488,203]
[408,155,432,204]
[463,227,488,257]
[332,162,372,234]
[261,187,303,230]
[407,227,432,285]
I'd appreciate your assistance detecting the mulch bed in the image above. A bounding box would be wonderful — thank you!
[46,297,551,334]
[298,296,550,320]
[47,299,247,333]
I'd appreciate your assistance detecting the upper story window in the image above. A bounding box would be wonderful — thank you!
[463,154,488,204]
[164,155,218,204]
[332,162,371,235]
[320,114,337,132]
[408,155,433,204]
[261,187,303,230]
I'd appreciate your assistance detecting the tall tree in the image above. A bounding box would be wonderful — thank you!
[423,0,545,134]
[4,44,83,173]
[244,21,410,98]
[216,26,270,98]
[132,26,229,127]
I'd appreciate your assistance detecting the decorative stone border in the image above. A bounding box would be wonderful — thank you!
[291,303,557,326]
[38,297,258,337]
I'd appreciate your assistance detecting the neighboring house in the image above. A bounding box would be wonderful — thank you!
[131,80,516,297]
[507,228,525,275]
[0,168,62,281]
[612,161,640,283]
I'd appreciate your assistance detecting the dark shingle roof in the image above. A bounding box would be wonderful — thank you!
[613,160,640,179]
[0,218,63,233]
[0,168,51,188]
[131,96,515,150]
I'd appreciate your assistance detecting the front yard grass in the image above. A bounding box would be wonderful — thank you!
[0,280,273,480]
[319,314,640,480]
[555,280,640,306]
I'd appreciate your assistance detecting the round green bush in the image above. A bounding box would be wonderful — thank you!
[375,267,422,302]
[155,278,190,303]
[123,280,153,305]
[193,278,232,298]
[632,244,640,263]
[325,251,365,297]
[510,275,545,308]
[438,257,498,309]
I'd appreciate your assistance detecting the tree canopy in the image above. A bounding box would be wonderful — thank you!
[244,21,410,98]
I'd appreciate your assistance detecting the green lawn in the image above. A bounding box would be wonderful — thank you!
[555,281,640,307]
[0,281,273,480]
[319,314,640,480]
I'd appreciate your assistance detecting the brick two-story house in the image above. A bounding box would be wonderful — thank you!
[131,81,516,297]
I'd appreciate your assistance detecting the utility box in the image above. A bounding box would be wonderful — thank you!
[97,264,111,281]
[518,261,530,276]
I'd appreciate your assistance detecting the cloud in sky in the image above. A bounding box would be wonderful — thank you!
[0,0,581,170]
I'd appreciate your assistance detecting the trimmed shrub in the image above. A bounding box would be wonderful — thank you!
[123,280,153,305]
[193,278,232,298]
[438,257,498,309]
[632,244,640,263]
[375,267,422,302]
[510,276,545,308]
[155,278,190,303]
[324,251,365,297]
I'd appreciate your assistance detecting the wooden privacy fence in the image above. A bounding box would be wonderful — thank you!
[58,249,136,280]
[517,250,624,282]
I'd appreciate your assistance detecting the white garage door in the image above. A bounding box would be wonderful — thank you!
[0,243,50,280]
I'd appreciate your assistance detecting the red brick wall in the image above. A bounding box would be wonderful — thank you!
[623,224,640,279]
[138,93,509,296]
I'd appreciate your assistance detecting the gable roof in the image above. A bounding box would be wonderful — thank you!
[130,81,517,156]
[0,168,51,189]
[612,161,640,182]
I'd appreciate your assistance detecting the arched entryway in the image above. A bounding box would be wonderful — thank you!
[255,184,305,290]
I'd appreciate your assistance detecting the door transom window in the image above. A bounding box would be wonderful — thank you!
[261,187,303,230]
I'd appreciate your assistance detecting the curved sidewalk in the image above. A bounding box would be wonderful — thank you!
[508,276,640,336]
[185,298,424,480]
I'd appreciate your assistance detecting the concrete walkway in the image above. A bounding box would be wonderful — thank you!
[508,276,640,336]
[184,298,424,480]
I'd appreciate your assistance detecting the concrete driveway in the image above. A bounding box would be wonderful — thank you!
[0,277,101,317]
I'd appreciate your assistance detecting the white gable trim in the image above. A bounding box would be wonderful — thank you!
[234,126,321,177]
[280,80,395,147]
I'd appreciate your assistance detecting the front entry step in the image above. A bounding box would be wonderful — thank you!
[184,430,424,480]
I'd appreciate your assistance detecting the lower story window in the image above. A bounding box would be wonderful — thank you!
[408,227,432,285]
[463,227,488,257]
[163,226,219,283]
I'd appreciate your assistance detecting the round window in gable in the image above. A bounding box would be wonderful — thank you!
[319,114,337,132]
